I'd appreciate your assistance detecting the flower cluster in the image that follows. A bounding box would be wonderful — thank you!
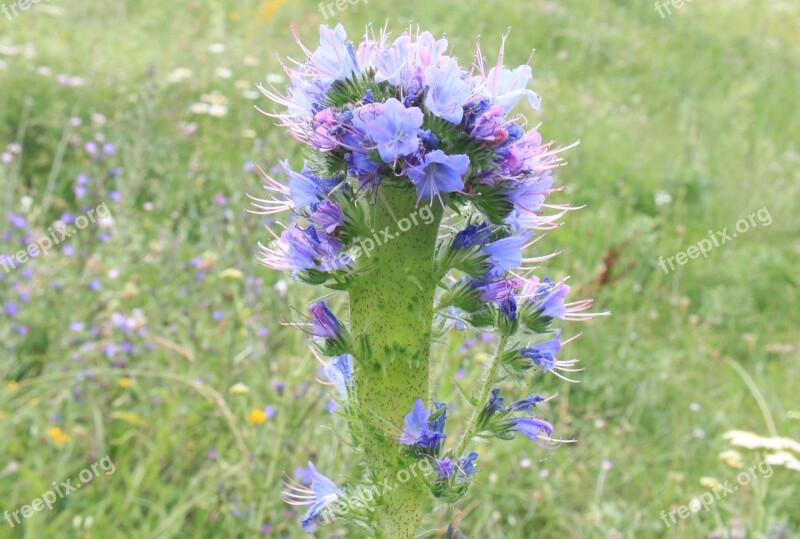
[257,23,606,534]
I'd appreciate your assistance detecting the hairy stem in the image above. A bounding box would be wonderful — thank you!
[348,183,443,538]
[454,334,509,458]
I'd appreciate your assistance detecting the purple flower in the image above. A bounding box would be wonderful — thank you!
[283,462,343,532]
[513,417,554,442]
[352,99,423,163]
[424,58,472,124]
[435,457,456,478]
[508,176,553,214]
[293,465,315,485]
[399,398,447,450]
[407,150,469,201]
[308,301,345,339]
[484,388,505,417]
[471,278,519,303]
[531,279,570,319]
[481,233,530,279]
[280,224,342,271]
[520,330,562,371]
[484,65,542,112]
[470,103,507,142]
[323,353,353,397]
[510,394,547,413]
[310,24,359,87]
[283,161,339,210]
[311,108,341,151]
[3,302,18,316]
[371,35,412,86]
[499,296,517,321]
[307,201,344,234]
[459,452,479,478]
[7,213,26,229]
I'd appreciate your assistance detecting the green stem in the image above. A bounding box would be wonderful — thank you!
[348,182,443,538]
[454,334,509,458]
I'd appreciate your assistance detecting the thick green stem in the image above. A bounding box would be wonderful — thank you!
[454,335,509,458]
[349,183,443,538]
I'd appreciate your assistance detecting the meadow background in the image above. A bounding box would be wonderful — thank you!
[1,0,798,537]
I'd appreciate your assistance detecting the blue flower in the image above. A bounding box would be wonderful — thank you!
[407,150,470,201]
[308,301,345,339]
[352,98,424,163]
[453,222,492,249]
[458,452,478,478]
[531,280,570,319]
[520,330,562,372]
[481,233,530,279]
[484,65,542,112]
[512,417,554,442]
[507,176,553,214]
[469,104,507,142]
[400,398,447,450]
[509,394,547,413]
[283,462,343,532]
[424,58,472,124]
[429,401,447,441]
[499,296,517,321]
[471,278,519,303]
[281,225,343,271]
[308,201,345,234]
[310,24,359,87]
[323,354,353,397]
[282,161,341,210]
[435,457,456,478]
[484,388,505,417]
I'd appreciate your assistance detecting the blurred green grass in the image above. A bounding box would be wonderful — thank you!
[0,0,798,537]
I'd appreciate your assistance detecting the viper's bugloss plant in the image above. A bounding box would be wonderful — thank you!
[252,23,608,537]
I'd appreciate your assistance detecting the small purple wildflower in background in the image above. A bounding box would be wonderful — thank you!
[7,213,27,229]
